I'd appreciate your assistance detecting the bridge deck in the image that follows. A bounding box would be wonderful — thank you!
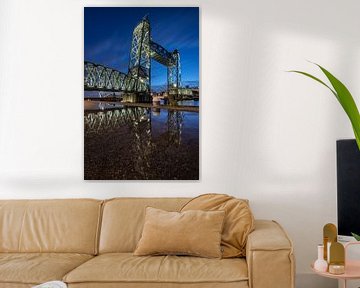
[122,102,199,112]
[84,100,199,113]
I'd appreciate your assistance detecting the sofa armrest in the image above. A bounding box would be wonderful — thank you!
[246,220,295,288]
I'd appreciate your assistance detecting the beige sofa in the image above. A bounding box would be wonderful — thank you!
[0,198,295,288]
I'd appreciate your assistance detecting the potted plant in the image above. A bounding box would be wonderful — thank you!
[290,63,360,240]
[352,233,360,241]
[290,63,360,150]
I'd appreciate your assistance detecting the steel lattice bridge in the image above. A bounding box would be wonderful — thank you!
[84,16,191,99]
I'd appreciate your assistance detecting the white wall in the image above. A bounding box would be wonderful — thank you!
[1,0,359,287]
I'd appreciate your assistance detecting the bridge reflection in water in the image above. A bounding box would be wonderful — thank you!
[84,107,199,180]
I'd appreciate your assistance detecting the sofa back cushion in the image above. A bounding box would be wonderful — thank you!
[181,194,254,258]
[0,199,102,254]
[99,198,189,253]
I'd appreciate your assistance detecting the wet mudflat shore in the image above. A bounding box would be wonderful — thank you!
[84,104,199,180]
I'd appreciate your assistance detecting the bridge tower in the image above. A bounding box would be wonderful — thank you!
[84,15,190,102]
[167,50,181,91]
[128,16,151,94]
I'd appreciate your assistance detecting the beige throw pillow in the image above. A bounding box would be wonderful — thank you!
[134,207,225,258]
[181,193,255,258]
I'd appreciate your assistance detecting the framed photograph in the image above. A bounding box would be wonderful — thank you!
[84,7,199,180]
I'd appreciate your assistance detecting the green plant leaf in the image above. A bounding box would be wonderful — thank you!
[289,64,360,150]
[288,70,337,99]
[351,232,360,241]
[316,64,360,148]
[353,128,360,150]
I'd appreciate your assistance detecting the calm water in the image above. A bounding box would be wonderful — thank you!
[174,100,199,107]
[84,106,199,180]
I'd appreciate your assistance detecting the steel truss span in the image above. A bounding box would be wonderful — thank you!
[84,107,149,134]
[84,61,148,92]
[84,108,184,146]
[84,16,184,94]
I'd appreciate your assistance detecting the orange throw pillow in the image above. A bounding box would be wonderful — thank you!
[134,207,225,258]
[181,194,254,258]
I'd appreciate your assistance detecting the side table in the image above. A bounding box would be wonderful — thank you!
[311,242,360,288]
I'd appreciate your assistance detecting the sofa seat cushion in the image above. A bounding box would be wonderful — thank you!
[0,253,93,285]
[64,253,248,285]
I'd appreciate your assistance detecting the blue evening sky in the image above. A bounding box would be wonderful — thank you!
[84,7,199,86]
